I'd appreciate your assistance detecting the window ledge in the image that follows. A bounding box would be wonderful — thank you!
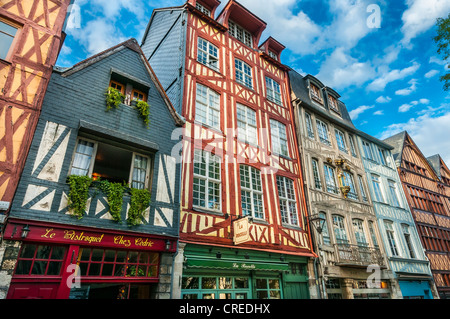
[197,61,224,77]
[192,206,223,216]
[193,121,223,134]
[281,223,303,231]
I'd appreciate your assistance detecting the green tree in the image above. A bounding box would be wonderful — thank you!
[434,14,450,91]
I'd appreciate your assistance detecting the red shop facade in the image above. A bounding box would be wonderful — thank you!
[3,218,177,299]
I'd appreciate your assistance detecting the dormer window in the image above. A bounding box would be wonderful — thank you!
[310,83,323,103]
[268,50,278,61]
[109,74,149,106]
[196,2,211,16]
[228,20,252,48]
[132,88,147,102]
[109,80,125,95]
[328,95,340,113]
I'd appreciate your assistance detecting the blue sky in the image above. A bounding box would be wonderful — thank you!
[59,0,450,164]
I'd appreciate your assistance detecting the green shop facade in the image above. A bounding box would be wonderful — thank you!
[179,244,311,299]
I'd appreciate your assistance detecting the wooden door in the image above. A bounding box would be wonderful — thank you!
[7,283,59,299]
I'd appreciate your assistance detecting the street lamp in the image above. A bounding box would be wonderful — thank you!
[308,215,326,234]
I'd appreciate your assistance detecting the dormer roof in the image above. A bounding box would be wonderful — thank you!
[217,0,266,47]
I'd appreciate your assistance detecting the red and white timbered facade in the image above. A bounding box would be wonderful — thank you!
[179,0,314,256]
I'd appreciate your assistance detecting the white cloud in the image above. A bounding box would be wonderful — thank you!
[68,18,127,55]
[373,110,384,115]
[380,112,450,165]
[399,103,413,113]
[398,98,430,113]
[349,105,374,120]
[425,70,440,78]
[368,62,420,91]
[401,0,450,46]
[237,0,376,55]
[315,47,376,90]
[376,96,392,103]
[395,79,418,96]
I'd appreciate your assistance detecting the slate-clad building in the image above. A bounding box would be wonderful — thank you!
[356,132,436,299]
[289,69,396,299]
[0,0,72,242]
[0,39,184,299]
[142,0,315,299]
[385,132,450,299]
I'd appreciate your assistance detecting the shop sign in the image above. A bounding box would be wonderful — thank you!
[233,217,251,245]
[5,223,174,252]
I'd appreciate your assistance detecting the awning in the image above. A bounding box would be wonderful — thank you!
[185,257,290,272]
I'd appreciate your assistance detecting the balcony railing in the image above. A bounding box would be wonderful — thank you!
[335,243,385,267]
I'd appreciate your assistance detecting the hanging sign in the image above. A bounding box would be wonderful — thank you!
[233,216,251,245]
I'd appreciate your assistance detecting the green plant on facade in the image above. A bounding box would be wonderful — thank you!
[97,180,125,223]
[67,176,151,226]
[105,86,124,110]
[135,99,150,128]
[67,175,93,219]
[127,188,151,226]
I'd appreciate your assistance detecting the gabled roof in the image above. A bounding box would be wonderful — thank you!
[289,69,355,129]
[383,131,406,164]
[56,38,184,127]
[427,154,450,181]
[384,131,440,180]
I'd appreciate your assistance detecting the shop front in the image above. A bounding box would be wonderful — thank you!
[3,219,177,299]
[180,244,310,299]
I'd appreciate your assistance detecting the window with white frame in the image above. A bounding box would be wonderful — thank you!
[349,135,358,157]
[70,138,151,190]
[310,83,322,103]
[270,119,289,157]
[401,224,416,259]
[378,147,388,166]
[268,50,278,61]
[311,158,322,190]
[368,220,379,248]
[304,112,315,139]
[332,215,348,244]
[265,77,282,105]
[276,176,298,226]
[352,219,368,246]
[196,2,211,16]
[319,212,331,245]
[228,20,253,48]
[358,175,368,202]
[328,95,339,113]
[324,164,338,194]
[240,165,264,219]
[0,19,19,60]
[388,180,401,207]
[195,83,220,130]
[316,119,331,146]
[197,37,219,71]
[362,140,375,161]
[371,174,384,202]
[235,58,253,89]
[193,149,221,211]
[342,171,358,200]
[236,103,257,145]
[335,129,347,153]
[384,220,399,256]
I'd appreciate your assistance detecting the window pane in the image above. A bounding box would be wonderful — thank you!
[202,277,217,289]
[0,21,17,59]
[182,277,200,289]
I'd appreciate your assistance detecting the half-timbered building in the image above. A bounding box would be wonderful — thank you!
[0,0,72,219]
[289,70,396,299]
[0,39,184,299]
[385,132,450,299]
[356,132,436,299]
[141,0,315,299]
